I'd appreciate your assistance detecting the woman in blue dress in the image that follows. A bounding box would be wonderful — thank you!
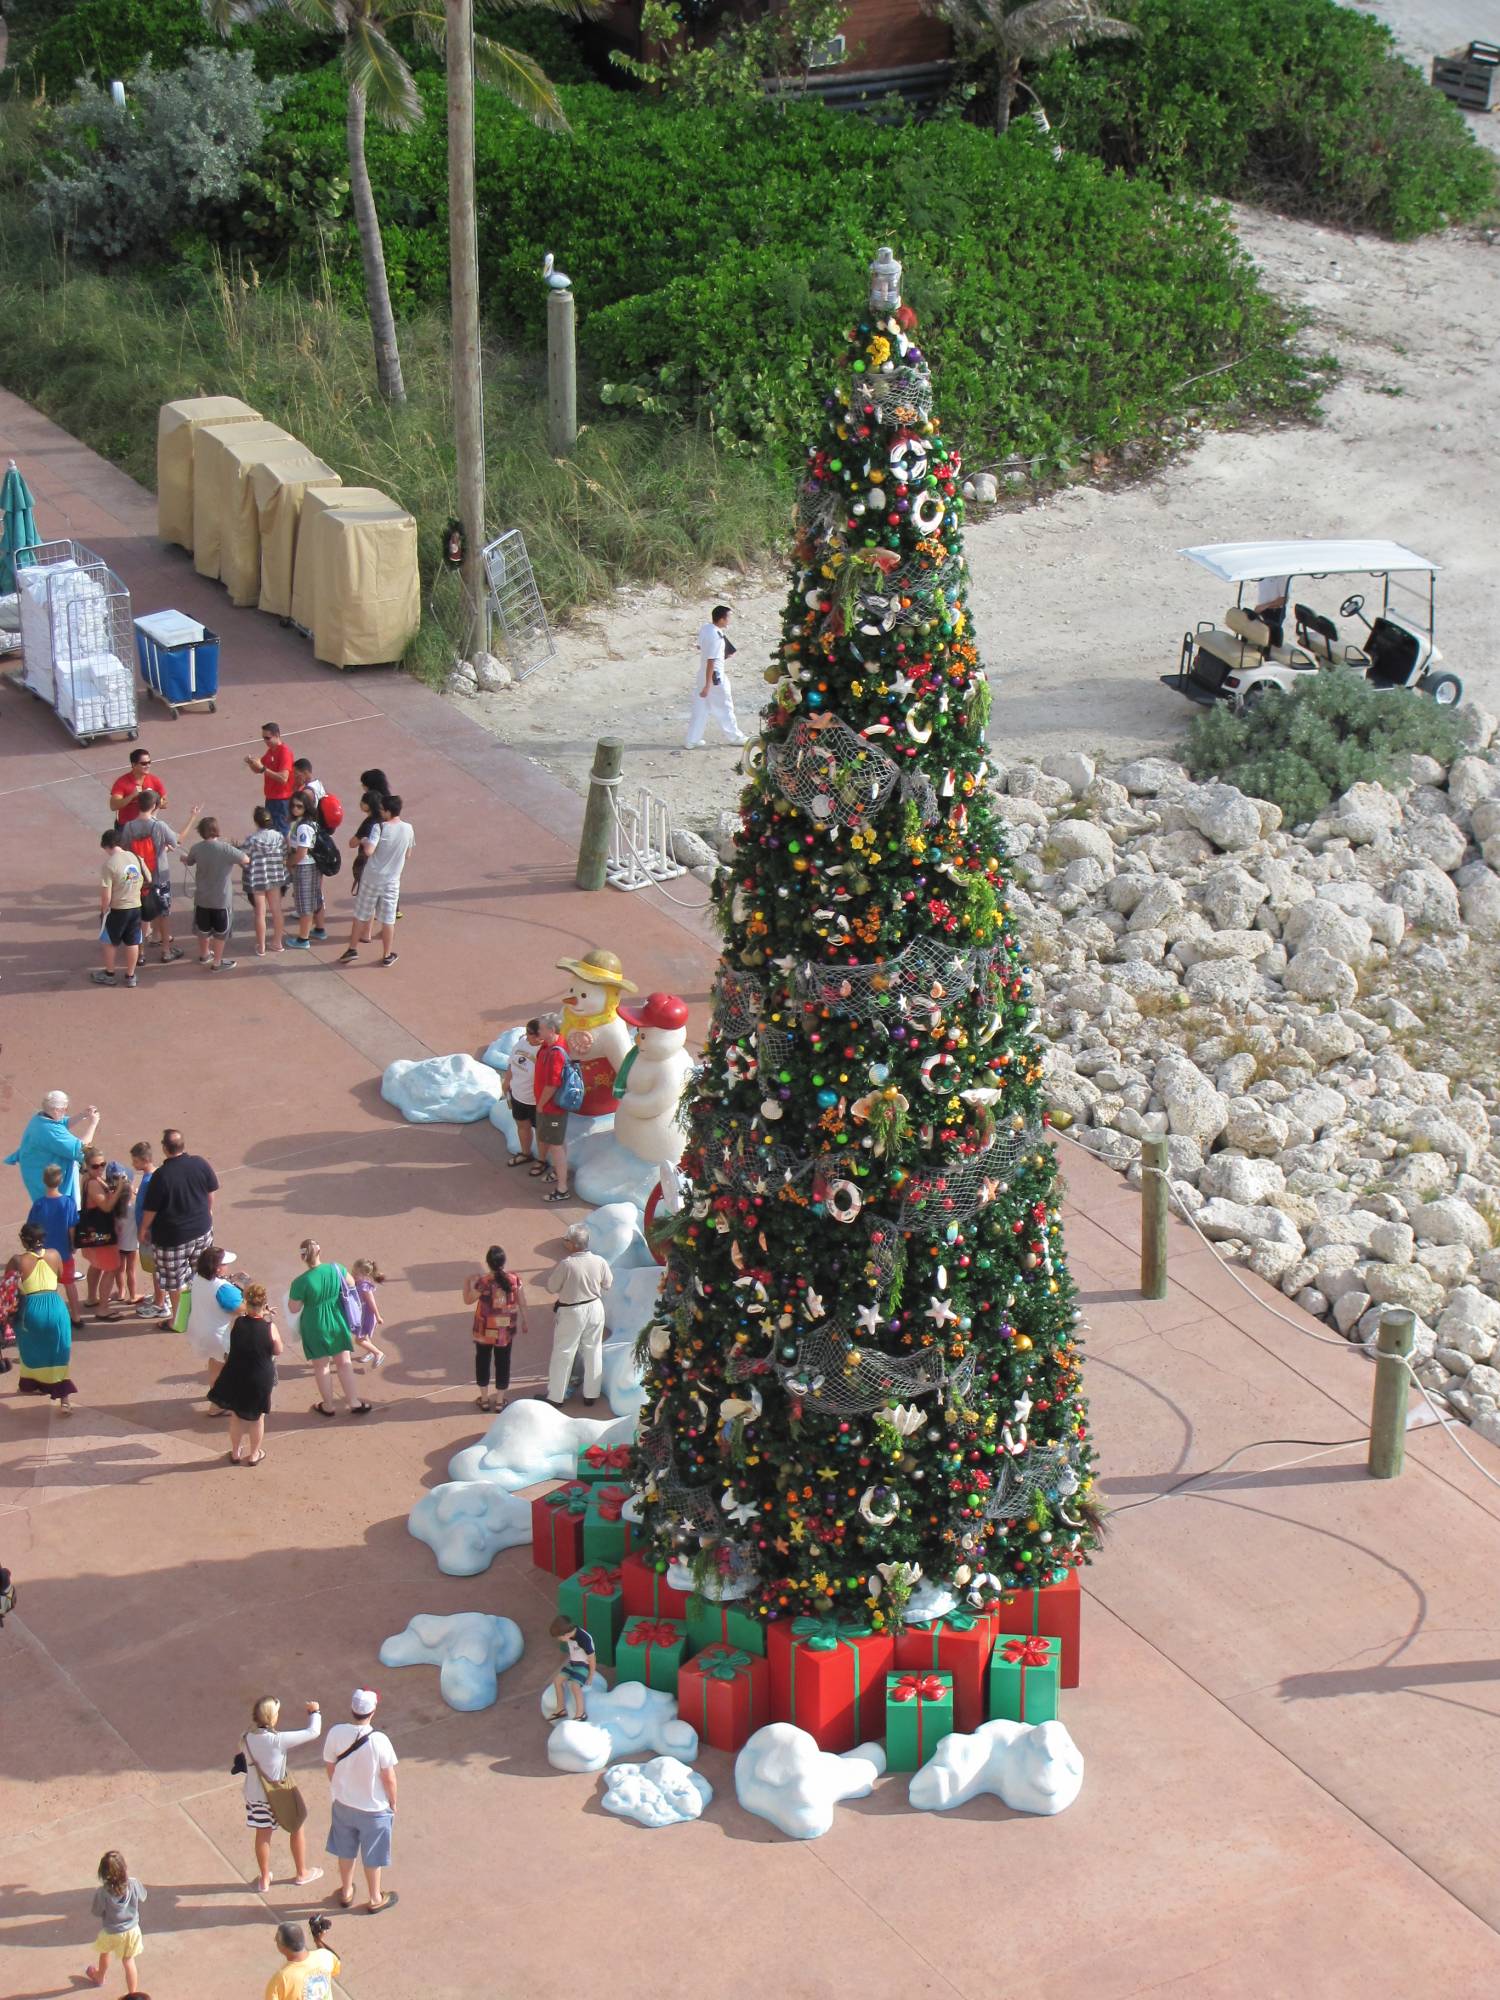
[9,1222,77,1411]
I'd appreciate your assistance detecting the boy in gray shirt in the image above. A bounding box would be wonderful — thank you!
[184,816,248,972]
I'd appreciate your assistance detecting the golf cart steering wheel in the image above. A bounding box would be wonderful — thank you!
[1339,594,1365,619]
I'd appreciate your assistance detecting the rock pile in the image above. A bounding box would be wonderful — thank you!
[987,724,1500,1444]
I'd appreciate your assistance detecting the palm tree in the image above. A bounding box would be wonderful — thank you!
[920,0,1137,134]
[204,0,583,402]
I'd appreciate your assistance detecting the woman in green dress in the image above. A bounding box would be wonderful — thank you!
[288,1237,371,1418]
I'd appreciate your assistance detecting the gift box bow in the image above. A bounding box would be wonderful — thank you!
[791,1614,874,1651]
[544,1487,589,1516]
[577,1565,622,1595]
[592,1487,630,1522]
[1002,1635,1051,1667]
[584,1444,631,1472]
[627,1620,681,1648]
[891,1672,947,1703]
[695,1648,753,1681]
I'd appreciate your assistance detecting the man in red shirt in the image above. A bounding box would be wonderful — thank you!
[245,721,296,831]
[110,748,166,826]
[532,1013,572,1203]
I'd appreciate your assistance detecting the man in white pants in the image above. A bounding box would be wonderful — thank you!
[543,1221,613,1404]
[684,604,747,748]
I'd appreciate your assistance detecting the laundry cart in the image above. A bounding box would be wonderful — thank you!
[134,609,220,717]
[15,540,137,744]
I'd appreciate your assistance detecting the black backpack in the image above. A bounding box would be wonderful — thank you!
[312,827,343,879]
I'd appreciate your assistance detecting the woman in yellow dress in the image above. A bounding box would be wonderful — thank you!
[10,1222,77,1411]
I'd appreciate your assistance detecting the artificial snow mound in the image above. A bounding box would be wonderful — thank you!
[908,1717,1084,1815]
[600,1756,712,1826]
[734,1723,885,1840]
[378,1612,523,1711]
[447,1398,634,1490]
[406,1482,530,1574]
[381,1053,503,1123]
[541,1678,699,1767]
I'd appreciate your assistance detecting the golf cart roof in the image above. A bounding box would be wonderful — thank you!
[1180,540,1440,583]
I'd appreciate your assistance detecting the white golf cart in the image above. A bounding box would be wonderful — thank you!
[1161,539,1461,714]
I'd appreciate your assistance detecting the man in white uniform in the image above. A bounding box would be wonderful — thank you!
[542,1221,613,1404]
[1252,574,1290,649]
[684,604,746,749]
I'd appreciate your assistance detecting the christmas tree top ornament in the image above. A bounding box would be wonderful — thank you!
[633,248,1100,1630]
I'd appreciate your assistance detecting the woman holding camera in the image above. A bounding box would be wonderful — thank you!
[238,1696,325,1893]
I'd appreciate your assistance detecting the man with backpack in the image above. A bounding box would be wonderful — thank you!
[531,1013,577,1203]
[336,796,412,971]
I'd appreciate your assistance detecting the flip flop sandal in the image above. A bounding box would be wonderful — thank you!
[338,1889,357,1909]
[528,1163,548,1177]
[310,1402,338,1418]
[476,1394,491,1409]
[365,1891,399,1915]
[507,1153,526,1167]
[244,1450,266,1466]
[544,1189,571,1203]
[350,1401,374,1416]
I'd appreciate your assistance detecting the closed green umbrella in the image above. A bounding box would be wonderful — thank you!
[1,458,39,595]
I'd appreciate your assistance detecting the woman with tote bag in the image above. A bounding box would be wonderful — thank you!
[238,1696,325,1893]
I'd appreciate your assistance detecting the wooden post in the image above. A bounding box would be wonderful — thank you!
[1140,1134,1169,1300]
[548,286,577,459]
[576,737,622,891]
[1367,1308,1416,1479]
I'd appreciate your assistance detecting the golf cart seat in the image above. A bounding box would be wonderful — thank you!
[1194,627,1260,673]
[1292,603,1368,668]
[1225,606,1271,649]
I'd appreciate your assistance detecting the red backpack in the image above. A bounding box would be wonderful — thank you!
[127,828,157,881]
[318,793,344,832]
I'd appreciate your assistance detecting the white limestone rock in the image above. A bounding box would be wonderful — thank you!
[1283,947,1358,1008]
[1282,901,1374,965]
[1196,1199,1305,1256]
[1385,861,1461,933]
[1198,1156,1286,1205]
[1458,866,1500,932]
[1116,757,1188,796]
[1041,750,1096,797]
[1153,1055,1229,1146]
[1409,1197,1493,1255]
[1048,818,1116,871]
[1182,781,1263,852]
[1446,755,1500,813]
[1324,781,1404,845]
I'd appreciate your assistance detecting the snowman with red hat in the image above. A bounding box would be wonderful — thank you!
[612,992,694,1235]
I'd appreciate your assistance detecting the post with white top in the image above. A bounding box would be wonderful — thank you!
[547,273,577,460]
[577,737,622,891]
[1368,1308,1416,1479]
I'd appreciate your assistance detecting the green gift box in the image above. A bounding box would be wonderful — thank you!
[616,1616,687,1694]
[686,1592,766,1658]
[989,1633,1059,1724]
[575,1442,634,1484]
[883,1670,953,1771]
[557,1563,626,1667]
[582,1482,636,1565]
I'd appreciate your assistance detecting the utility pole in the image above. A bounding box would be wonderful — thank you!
[447,0,488,659]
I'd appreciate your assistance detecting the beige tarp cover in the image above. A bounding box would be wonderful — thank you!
[156,397,259,551]
[250,452,343,618]
[192,420,294,581]
[290,486,419,668]
[217,436,326,609]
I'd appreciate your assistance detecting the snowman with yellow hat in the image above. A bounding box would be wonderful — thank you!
[556,946,638,1118]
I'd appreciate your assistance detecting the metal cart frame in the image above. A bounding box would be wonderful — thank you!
[15,539,138,745]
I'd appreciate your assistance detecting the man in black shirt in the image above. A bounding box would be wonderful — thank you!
[140,1127,220,1314]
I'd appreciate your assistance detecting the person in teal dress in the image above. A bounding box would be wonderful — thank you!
[288,1238,371,1419]
[10,1223,78,1410]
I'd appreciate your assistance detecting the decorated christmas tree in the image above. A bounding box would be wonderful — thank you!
[636,248,1099,1637]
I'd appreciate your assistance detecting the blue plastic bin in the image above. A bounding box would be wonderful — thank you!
[134,611,219,716]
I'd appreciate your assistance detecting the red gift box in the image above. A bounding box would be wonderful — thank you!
[767,1616,895,1754]
[894,1607,995,1734]
[530,1481,590,1578]
[990,1571,1081,1689]
[678,1643,770,1753]
[621,1549,691,1621]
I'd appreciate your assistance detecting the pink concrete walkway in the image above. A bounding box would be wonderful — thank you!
[3,390,1500,2000]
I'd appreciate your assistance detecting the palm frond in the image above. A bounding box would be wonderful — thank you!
[472,36,569,132]
[274,0,354,30]
[996,0,1138,60]
[391,5,446,54]
[478,0,612,20]
[343,16,423,130]
[199,0,281,34]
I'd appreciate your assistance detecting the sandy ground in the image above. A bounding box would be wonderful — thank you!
[465,184,1500,832]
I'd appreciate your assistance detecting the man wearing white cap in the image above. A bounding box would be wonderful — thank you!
[322,1689,398,1914]
[542,1222,613,1405]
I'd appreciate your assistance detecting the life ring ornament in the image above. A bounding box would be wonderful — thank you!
[911,490,946,535]
[920,1051,959,1092]
[906,706,934,744]
[825,1179,864,1223]
[889,436,929,485]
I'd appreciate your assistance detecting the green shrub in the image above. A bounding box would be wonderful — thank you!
[246,71,1319,461]
[1182,670,1468,823]
[1033,0,1495,238]
[38,49,285,262]
[10,0,328,96]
